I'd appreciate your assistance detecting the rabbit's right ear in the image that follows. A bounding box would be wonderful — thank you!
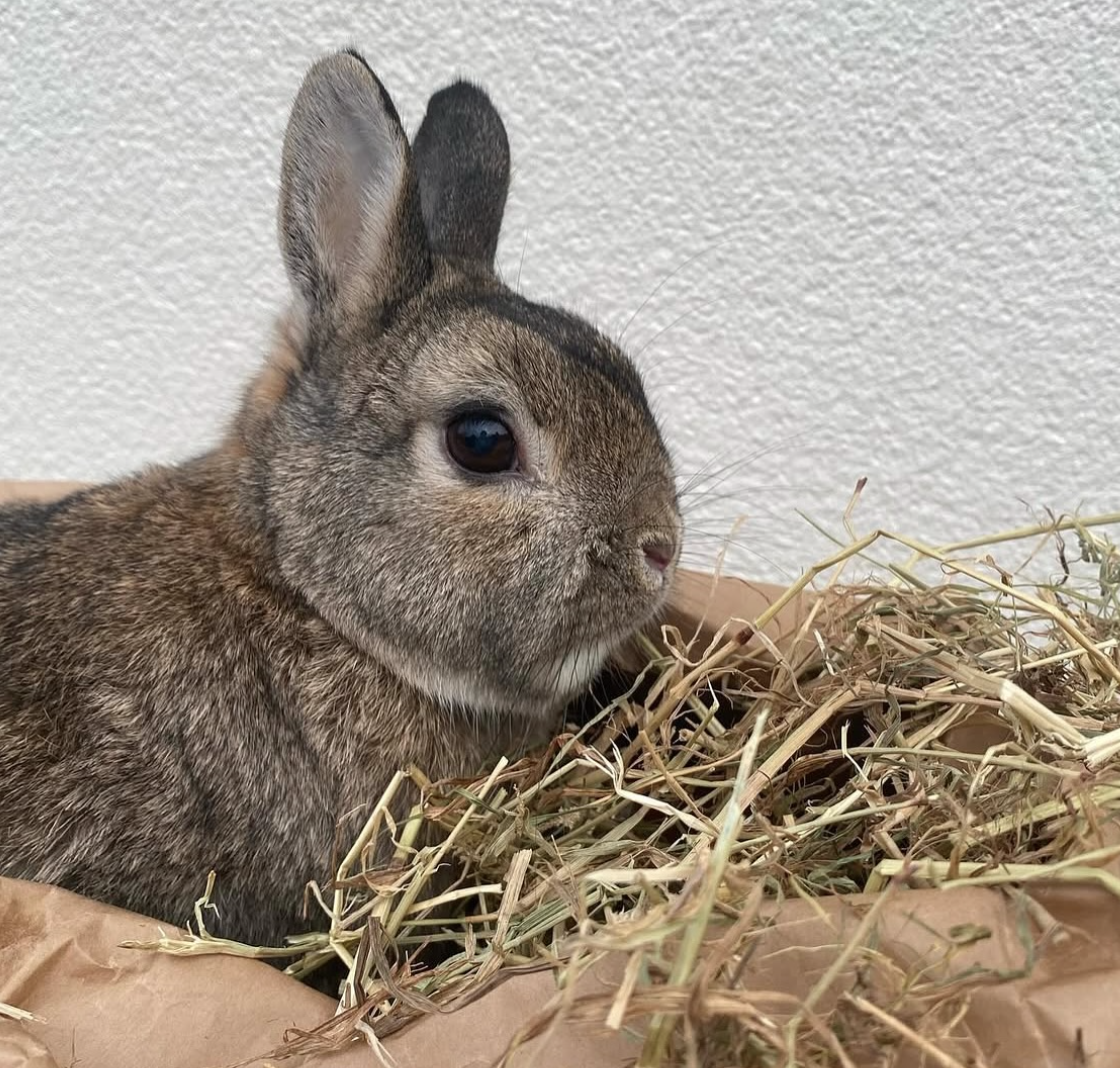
[278,51,429,332]
[411,81,510,269]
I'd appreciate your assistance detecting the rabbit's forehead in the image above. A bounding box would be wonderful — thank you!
[413,300,659,433]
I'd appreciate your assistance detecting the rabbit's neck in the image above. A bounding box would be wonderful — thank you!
[293,627,553,795]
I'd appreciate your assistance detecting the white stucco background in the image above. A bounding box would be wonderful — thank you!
[2,1,1117,583]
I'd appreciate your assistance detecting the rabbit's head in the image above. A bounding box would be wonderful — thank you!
[237,50,681,718]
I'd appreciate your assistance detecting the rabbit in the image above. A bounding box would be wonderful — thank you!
[0,49,682,954]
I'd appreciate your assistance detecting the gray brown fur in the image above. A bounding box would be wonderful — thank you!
[0,51,681,949]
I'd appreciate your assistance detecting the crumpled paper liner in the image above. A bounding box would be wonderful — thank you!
[0,875,645,1068]
[3,479,1119,1066]
[5,875,1119,1067]
[0,481,87,504]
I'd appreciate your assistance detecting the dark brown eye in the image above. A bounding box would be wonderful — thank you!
[446,413,517,474]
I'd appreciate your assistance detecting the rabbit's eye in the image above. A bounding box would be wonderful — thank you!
[446,413,518,475]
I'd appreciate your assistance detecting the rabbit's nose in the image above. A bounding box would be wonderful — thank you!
[640,535,676,578]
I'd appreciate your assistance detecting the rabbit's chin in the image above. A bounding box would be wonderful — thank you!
[389,638,617,721]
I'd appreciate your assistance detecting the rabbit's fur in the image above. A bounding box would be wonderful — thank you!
[0,51,681,950]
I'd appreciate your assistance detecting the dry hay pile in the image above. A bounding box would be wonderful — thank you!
[135,508,1120,1067]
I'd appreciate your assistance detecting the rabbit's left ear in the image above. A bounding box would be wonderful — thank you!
[278,50,430,331]
[411,81,510,269]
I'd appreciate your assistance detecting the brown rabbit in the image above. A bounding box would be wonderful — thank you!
[0,50,681,952]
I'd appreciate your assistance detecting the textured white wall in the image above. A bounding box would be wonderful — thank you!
[2,2,1118,583]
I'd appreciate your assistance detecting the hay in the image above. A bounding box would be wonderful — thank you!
[130,502,1120,1066]
[0,1000,44,1024]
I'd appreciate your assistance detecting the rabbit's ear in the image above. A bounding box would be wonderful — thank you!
[411,81,510,269]
[278,50,429,329]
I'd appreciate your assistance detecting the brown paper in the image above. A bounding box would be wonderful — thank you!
[3,478,1119,1067]
[5,875,1118,1067]
[0,877,647,1068]
[0,481,87,504]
